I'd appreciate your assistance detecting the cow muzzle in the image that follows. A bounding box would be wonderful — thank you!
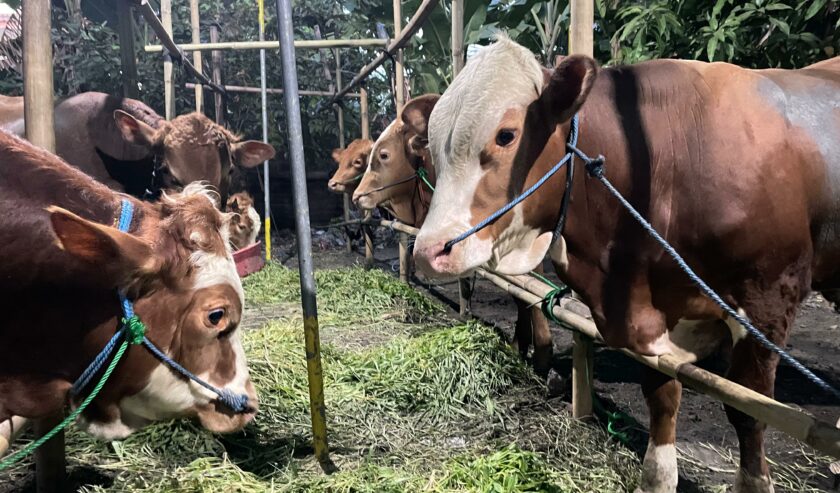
[196,379,258,433]
[413,234,492,279]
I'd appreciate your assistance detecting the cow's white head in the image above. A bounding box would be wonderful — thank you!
[413,35,597,278]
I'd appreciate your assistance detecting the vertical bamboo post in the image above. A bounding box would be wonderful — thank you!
[117,0,139,99]
[275,0,333,472]
[451,0,464,75]
[258,0,271,260]
[23,1,63,490]
[335,50,352,253]
[361,88,374,269]
[570,0,595,420]
[210,24,225,125]
[451,0,471,318]
[393,0,410,283]
[189,0,203,112]
[161,0,175,120]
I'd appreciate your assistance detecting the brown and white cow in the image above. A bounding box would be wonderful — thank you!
[328,138,374,194]
[1,92,275,205]
[413,36,840,492]
[352,95,554,372]
[226,191,261,250]
[0,129,257,439]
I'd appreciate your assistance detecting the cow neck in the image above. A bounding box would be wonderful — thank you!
[386,151,434,228]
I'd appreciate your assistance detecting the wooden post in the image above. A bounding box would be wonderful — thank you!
[23,3,63,488]
[161,0,175,120]
[210,24,225,125]
[451,0,464,76]
[361,88,374,268]
[117,0,139,99]
[393,0,410,283]
[569,0,595,420]
[334,50,353,253]
[189,0,203,112]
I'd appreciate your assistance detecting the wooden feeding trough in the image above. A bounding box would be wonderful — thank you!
[233,241,265,278]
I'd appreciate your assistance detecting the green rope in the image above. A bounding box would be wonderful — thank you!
[528,271,570,324]
[0,319,145,470]
[416,167,435,192]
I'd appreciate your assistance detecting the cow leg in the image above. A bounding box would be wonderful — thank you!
[511,296,532,361]
[530,304,553,375]
[635,367,681,493]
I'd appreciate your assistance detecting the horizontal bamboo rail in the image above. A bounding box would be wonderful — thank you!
[145,38,389,53]
[185,82,361,98]
[132,0,227,95]
[328,0,441,104]
[357,217,840,458]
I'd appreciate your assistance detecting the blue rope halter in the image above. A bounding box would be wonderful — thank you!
[441,114,840,401]
[71,199,251,413]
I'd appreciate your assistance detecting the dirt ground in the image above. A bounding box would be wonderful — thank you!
[280,228,840,492]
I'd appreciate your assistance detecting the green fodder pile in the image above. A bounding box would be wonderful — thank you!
[2,264,640,492]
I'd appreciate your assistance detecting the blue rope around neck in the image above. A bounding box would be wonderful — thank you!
[443,115,581,252]
[71,199,251,413]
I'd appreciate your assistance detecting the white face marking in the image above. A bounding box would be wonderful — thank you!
[636,441,678,493]
[245,206,261,246]
[190,250,244,306]
[416,36,550,276]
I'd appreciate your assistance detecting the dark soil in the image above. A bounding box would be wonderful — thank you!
[281,230,840,493]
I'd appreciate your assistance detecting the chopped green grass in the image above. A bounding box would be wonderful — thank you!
[3,266,641,492]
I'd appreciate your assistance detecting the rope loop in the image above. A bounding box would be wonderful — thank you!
[122,315,147,345]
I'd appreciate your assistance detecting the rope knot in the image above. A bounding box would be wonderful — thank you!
[217,388,251,413]
[585,155,606,178]
[122,315,147,345]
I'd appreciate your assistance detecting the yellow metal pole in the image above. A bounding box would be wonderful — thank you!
[259,0,271,260]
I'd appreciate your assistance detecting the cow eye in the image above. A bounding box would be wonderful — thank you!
[379,150,390,161]
[207,308,225,326]
[496,130,516,147]
[353,159,363,167]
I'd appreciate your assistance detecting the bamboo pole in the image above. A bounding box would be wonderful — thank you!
[328,0,439,104]
[117,0,139,99]
[335,50,353,254]
[393,0,411,284]
[145,38,389,53]
[190,0,203,112]
[568,0,595,420]
[186,82,361,97]
[160,0,175,120]
[23,2,63,488]
[451,0,464,75]
[361,88,373,269]
[210,24,225,125]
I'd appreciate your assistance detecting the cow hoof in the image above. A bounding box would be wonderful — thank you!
[532,346,553,377]
[733,469,774,493]
[635,441,678,493]
[545,368,564,398]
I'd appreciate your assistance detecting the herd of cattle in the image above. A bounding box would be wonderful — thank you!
[0,34,839,492]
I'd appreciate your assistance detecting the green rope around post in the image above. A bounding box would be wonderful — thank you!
[0,316,146,470]
[416,167,435,192]
[528,271,571,324]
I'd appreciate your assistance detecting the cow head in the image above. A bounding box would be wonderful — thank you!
[48,184,258,439]
[226,191,261,251]
[114,111,275,205]
[353,95,439,222]
[413,36,597,278]
[328,139,374,194]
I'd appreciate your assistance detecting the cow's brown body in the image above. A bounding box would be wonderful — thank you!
[0,129,256,439]
[0,92,274,205]
[413,37,840,492]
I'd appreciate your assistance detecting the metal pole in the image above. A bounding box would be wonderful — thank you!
[275,0,333,472]
[393,0,410,283]
[161,0,175,120]
[259,0,271,261]
[23,2,64,490]
[117,0,139,99]
[569,0,595,420]
[189,0,203,112]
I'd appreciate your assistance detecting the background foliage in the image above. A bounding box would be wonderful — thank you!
[1,0,838,174]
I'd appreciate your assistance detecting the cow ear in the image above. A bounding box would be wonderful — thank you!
[401,94,440,139]
[48,206,159,278]
[540,54,598,125]
[407,134,429,155]
[232,141,275,168]
[228,197,239,211]
[114,110,158,147]
[332,148,344,164]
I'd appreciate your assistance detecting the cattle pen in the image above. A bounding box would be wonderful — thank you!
[3,0,840,492]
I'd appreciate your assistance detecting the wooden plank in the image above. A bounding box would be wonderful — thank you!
[117,0,139,99]
[145,38,389,52]
[161,0,175,120]
[189,0,203,112]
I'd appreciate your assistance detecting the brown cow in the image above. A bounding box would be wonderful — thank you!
[0,129,257,439]
[226,191,261,250]
[1,92,275,205]
[353,95,553,372]
[328,138,374,194]
[413,36,840,492]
